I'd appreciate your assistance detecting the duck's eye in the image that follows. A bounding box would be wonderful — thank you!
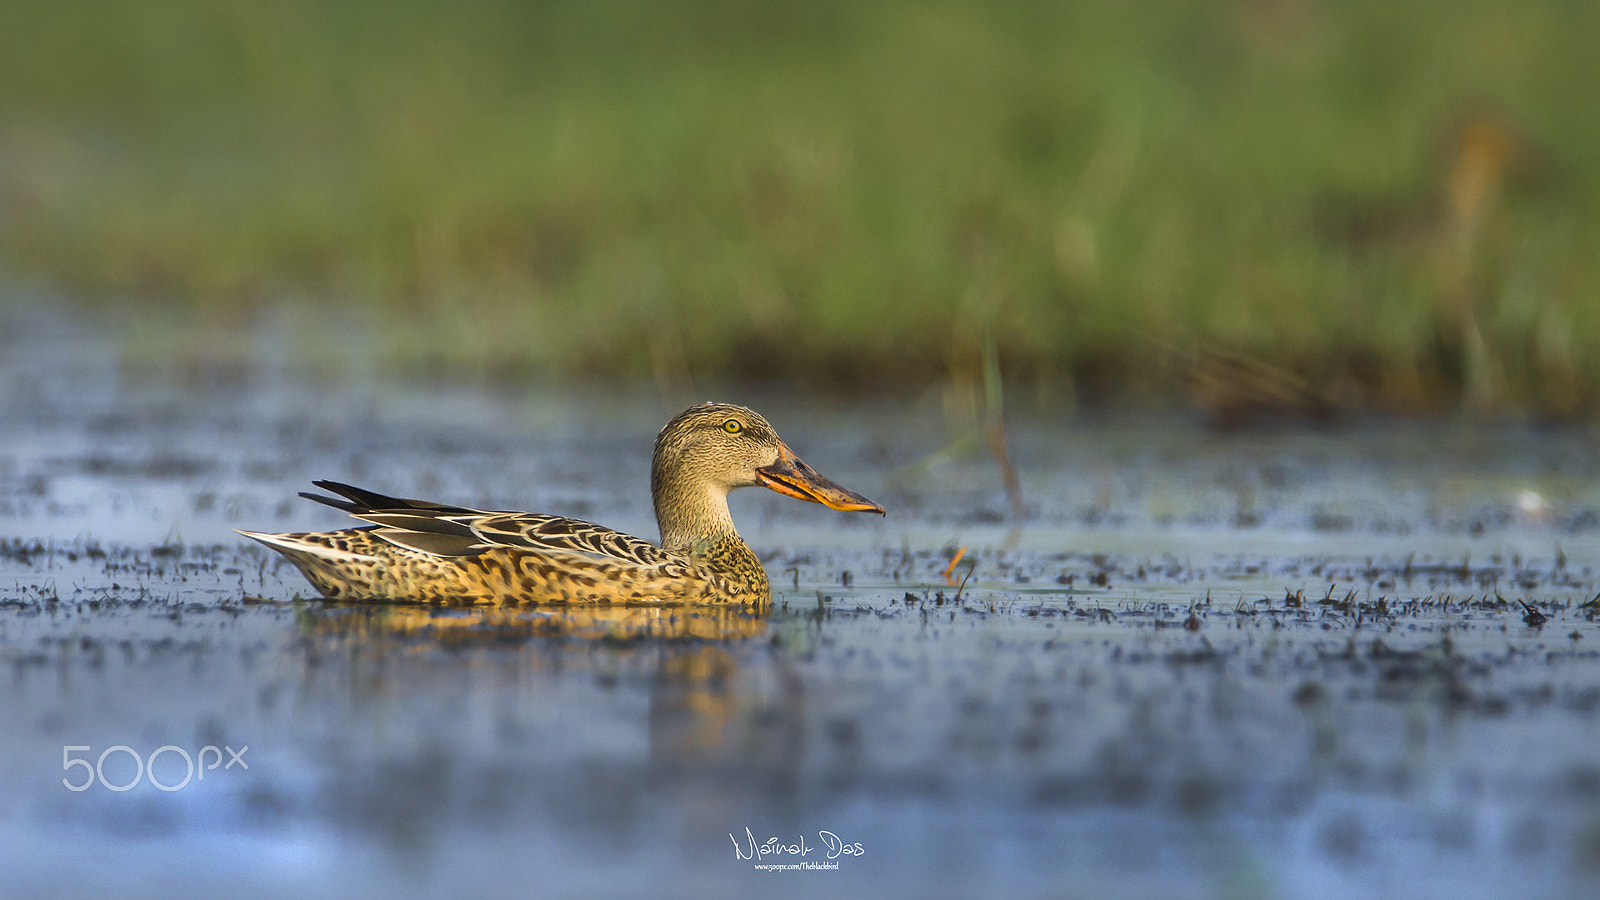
[722,420,744,435]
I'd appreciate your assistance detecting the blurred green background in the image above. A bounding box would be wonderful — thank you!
[2,0,1596,414]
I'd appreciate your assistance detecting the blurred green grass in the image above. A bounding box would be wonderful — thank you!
[2,0,1596,413]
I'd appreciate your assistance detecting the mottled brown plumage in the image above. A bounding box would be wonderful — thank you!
[239,403,884,605]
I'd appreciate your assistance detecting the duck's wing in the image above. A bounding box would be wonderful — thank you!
[301,480,670,565]
[467,513,672,565]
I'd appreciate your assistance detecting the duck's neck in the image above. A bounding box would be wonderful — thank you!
[653,469,740,556]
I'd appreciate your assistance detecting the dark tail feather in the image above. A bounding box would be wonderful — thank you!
[309,480,406,512]
[300,480,476,515]
[298,489,362,513]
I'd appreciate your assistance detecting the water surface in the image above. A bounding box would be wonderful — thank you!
[3,312,1599,899]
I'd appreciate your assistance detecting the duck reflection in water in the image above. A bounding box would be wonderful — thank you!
[295,599,801,771]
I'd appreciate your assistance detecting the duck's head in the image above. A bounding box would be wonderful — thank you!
[652,403,885,531]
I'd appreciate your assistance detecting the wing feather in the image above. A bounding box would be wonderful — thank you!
[297,481,668,565]
[469,513,670,565]
[370,527,484,557]
[355,512,481,536]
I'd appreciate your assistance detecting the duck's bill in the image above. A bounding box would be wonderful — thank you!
[757,443,886,514]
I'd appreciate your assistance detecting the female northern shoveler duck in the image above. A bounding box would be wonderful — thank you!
[238,402,884,605]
